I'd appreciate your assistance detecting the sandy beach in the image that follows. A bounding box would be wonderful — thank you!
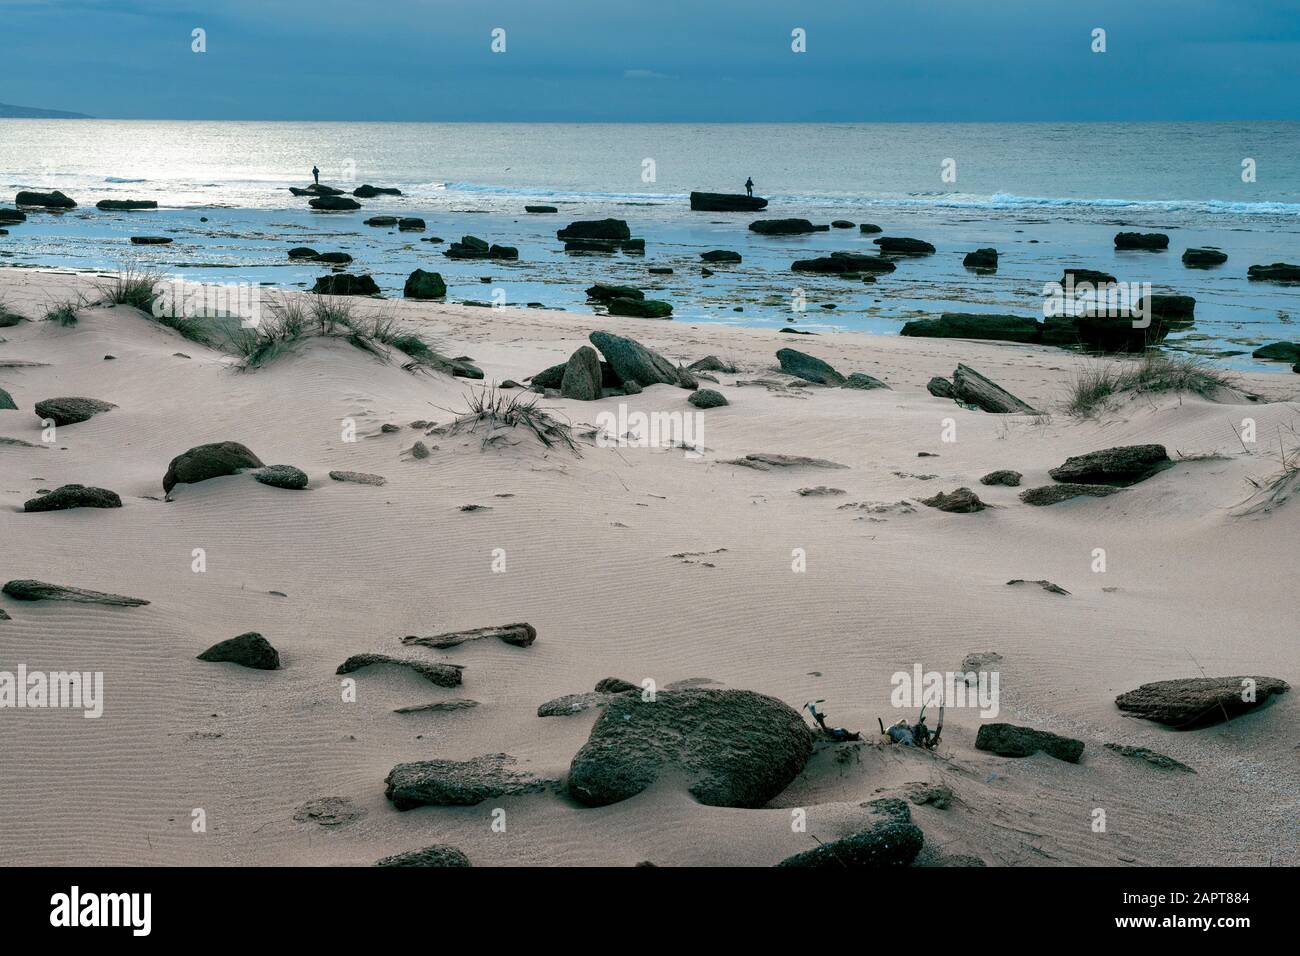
[1,264,1294,868]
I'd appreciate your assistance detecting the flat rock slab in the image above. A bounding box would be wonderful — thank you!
[1020,483,1122,506]
[1104,743,1195,773]
[374,844,471,867]
[537,691,624,717]
[2,579,148,606]
[393,699,479,714]
[1114,676,1289,728]
[1048,444,1171,486]
[776,347,845,386]
[778,798,924,867]
[336,653,464,687]
[723,453,847,471]
[23,484,122,512]
[1006,578,1070,595]
[975,723,1084,762]
[402,622,536,650]
[329,470,387,486]
[197,632,281,670]
[293,796,364,827]
[385,753,552,809]
[567,687,814,808]
[34,397,116,426]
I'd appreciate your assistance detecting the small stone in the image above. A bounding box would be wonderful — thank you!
[197,632,281,670]
[979,469,1022,486]
[688,388,728,408]
[254,465,308,489]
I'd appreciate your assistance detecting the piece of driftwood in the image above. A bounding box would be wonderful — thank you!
[402,623,537,650]
[951,364,1039,414]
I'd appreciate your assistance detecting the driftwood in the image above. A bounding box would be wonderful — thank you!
[402,623,536,650]
[951,364,1039,414]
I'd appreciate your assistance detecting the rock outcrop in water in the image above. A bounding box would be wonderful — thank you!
[96,199,157,210]
[689,191,768,211]
[16,190,76,208]
[1247,262,1300,283]
[749,218,820,235]
[308,195,361,211]
[1114,232,1169,250]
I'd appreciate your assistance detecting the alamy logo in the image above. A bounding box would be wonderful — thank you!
[152,279,262,328]
[0,665,103,718]
[1042,276,1152,327]
[594,403,704,458]
[891,663,1000,718]
[50,886,151,936]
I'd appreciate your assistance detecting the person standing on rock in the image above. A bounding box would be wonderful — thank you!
[312,165,320,186]
[745,176,754,198]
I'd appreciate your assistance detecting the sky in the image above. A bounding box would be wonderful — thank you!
[2,0,1298,121]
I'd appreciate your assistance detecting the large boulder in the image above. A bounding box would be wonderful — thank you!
[874,237,935,255]
[560,346,604,401]
[776,347,846,385]
[308,196,361,211]
[34,397,116,426]
[1182,247,1227,268]
[901,313,1041,344]
[23,484,121,512]
[16,190,76,208]
[1247,263,1300,283]
[385,753,551,809]
[1048,444,1170,486]
[1114,232,1169,250]
[352,184,401,198]
[606,297,672,319]
[0,207,27,223]
[163,441,264,494]
[951,365,1039,414]
[1115,676,1288,728]
[963,248,998,270]
[556,219,631,242]
[444,235,492,259]
[311,273,379,295]
[403,269,446,299]
[589,331,690,388]
[197,632,281,670]
[567,688,814,808]
[792,252,896,274]
[975,723,1084,762]
[749,218,818,235]
[689,192,768,211]
[1253,341,1300,362]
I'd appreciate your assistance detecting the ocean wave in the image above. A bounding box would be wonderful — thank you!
[441,181,684,204]
[104,177,147,183]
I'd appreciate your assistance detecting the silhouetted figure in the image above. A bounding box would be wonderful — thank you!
[745,177,754,198]
[312,165,320,186]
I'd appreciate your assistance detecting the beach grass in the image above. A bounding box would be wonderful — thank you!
[1065,353,1237,418]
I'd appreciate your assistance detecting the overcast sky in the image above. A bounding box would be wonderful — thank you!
[3,0,1298,121]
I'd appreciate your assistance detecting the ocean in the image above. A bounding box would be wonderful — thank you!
[2,120,1298,368]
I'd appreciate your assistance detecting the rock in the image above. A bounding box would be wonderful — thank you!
[529,363,567,389]
[1048,444,1170,486]
[975,723,1084,762]
[308,196,361,210]
[586,283,644,303]
[310,273,379,295]
[921,487,986,513]
[792,252,896,274]
[1139,293,1196,326]
[777,805,924,867]
[842,372,889,390]
[288,246,319,259]
[23,484,122,512]
[1020,483,1122,506]
[749,218,818,235]
[290,184,344,196]
[488,244,518,259]
[329,470,387,486]
[2,579,148,606]
[1,386,17,409]
[525,205,558,213]
[34,397,117,426]
[1247,263,1300,283]
[385,753,550,808]
[365,216,398,227]
[403,623,536,650]
[16,189,76,208]
[926,376,956,399]
[163,441,264,494]
[590,330,690,388]
[979,470,1022,486]
[393,699,479,714]
[380,423,401,433]
[197,632,281,670]
[292,796,363,827]
[129,236,172,245]
[96,199,157,210]
[557,219,631,242]
[874,236,935,255]
[1006,578,1070,595]
[776,347,846,386]
[314,251,352,264]
[963,248,998,270]
[1062,267,1118,286]
[700,249,741,263]
[254,465,308,489]
[859,223,882,233]
[567,688,814,808]
[374,845,471,867]
[0,207,27,223]
[650,267,673,275]
[688,388,728,408]
[688,355,733,373]
[557,345,604,400]
[607,297,672,319]
[596,677,639,693]
[1114,232,1169,250]
[1114,676,1288,728]
[538,691,620,717]
[444,235,492,258]
[724,453,847,471]
[1104,743,1195,773]
[689,192,768,211]
[411,441,430,459]
[901,313,1040,344]
[951,364,1039,414]
[831,219,854,229]
[796,486,845,496]
[622,379,642,394]
[336,653,464,688]
[563,238,619,253]
[1252,341,1300,362]
[351,184,401,198]
[1182,247,1227,267]
[403,269,446,299]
